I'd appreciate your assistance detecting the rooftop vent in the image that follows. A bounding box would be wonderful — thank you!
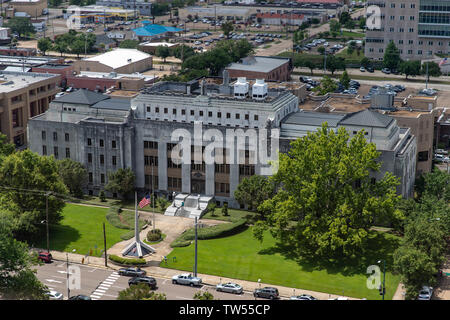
[252,79,268,101]
[234,77,249,99]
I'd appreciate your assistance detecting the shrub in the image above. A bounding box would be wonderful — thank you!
[109,254,146,266]
[170,219,247,247]
[99,190,106,202]
[147,229,162,242]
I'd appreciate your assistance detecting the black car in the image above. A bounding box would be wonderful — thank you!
[366,66,374,73]
[69,295,91,300]
[128,276,157,289]
[254,287,279,299]
[119,267,147,277]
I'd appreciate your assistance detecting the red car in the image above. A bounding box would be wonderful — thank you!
[38,252,52,263]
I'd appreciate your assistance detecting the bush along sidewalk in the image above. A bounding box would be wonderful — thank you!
[109,254,147,266]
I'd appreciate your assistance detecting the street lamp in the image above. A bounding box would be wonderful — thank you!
[193,216,198,277]
[377,260,386,300]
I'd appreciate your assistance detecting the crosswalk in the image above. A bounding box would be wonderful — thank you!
[90,271,121,300]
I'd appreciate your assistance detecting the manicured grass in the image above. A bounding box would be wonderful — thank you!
[76,196,165,214]
[163,227,401,300]
[201,207,258,223]
[36,203,129,257]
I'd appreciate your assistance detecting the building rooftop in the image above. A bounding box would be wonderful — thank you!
[283,110,345,127]
[83,49,151,69]
[0,71,58,93]
[132,24,182,37]
[53,89,109,105]
[226,56,290,74]
[0,55,61,68]
[91,98,130,111]
[77,71,155,82]
[139,41,177,47]
[339,109,394,128]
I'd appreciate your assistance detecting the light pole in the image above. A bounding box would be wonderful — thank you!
[45,192,51,253]
[67,249,76,299]
[193,216,198,277]
[377,259,386,300]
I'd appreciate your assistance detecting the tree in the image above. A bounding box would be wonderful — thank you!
[53,41,68,57]
[313,75,337,95]
[221,21,234,37]
[398,60,421,80]
[117,283,166,300]
[119,39,139,49]
[360,57,371,68]
[326,55,346,75]
[99,190,106,202]
[234,175,275,218]
[70,39,85,58]
[340,70,351,89]
[317,46,325,55]
[0,150,68,241]
[359,17,367,30]
[57,158,88,198]
[222,203,229,216]
[156,197,171,211]
[193,290,214,300]
[0,215,49,300]
[0,133,15,160]
[155,45,171,63]
[37,37,52,56]
[5,17,35,38]
[339,12,352,25]
[304,60,316,75]
[206,202,217,216]
[347,41,356,55]
[383,41,401,71]
[254,124,402,258]
[421,62,442,83]
[105,168,135,200]
[170,44,195,61]
[329,20,341,34]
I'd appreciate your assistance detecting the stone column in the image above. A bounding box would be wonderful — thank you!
[205,163,215,196]
[158,141,168,191]
[182,163,191,193]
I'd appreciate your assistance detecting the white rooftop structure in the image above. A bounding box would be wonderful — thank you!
[78,71,155,82]
[83,49,151,69]
[0,71,58,93]
[139,41,177,48]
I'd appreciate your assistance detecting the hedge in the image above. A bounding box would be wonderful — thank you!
[108,254,146,266]
[170,219,247,248]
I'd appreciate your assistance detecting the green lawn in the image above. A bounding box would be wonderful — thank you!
[162,227,401,300]
[36,203,129,257]
[201,207,258,223]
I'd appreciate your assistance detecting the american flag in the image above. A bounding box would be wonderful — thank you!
[138,194,151,208]
[439,58,448,66]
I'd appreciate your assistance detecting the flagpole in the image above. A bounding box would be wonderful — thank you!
[152,165,155,231]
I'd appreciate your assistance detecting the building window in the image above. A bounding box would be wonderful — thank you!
[101,174,105,184]
[42,145,47,155]
[89,172,93,183]
[65,133,69,142]
[87,138,92,146]
[42,131,46,140]
[100,139,104,147]
[112,156,117,166]
[226,113,230,119]
[144,155,158,166]
[164,108,168,114]
[155,107,159,113]
[65,148,70,158]
[418,151,428,162]
[199,111,203,116]
[182,109,186,115]
[173,109,176,115]
[100,154,104,165]
[53,147,58,159]
[190,110,194,116]
[217,112,221,118]
[144,141,158,149]
[53,132,58,141]
[88,153,92,163]
[208,111,212,117]
[112,140,116,149]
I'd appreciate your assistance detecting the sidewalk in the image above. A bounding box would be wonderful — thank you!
[47,249,360,300]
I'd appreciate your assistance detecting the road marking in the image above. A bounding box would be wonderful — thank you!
[175,296,191,300]
[103,280,115,285]
[89,268,98,273]
[45,279,63,284]
[57,263,65,267]
[90,295,102,299]
[94,289,106,293]
[98,285,110,290]
[57,271,67,274]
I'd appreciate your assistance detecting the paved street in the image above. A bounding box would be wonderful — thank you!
[35,261,272,300]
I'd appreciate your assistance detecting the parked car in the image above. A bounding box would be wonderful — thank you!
[46,290,63,300]
[366,66,374,72]
[66,87,74,92]
[216,282,243,294]
[86,29,94,33]
[55,92,65,98]
[118,267,146,277]
[69,295,91,300]
[417,286,433,300]
[38,251,52,263]
[128,276,157,289]
[360,66,366,72]
[253,287,279,299]
[290,294,317,300]
[381,68,391,74]
[435,149,449,155]
[420,88,437,96]
[172,273,202,287]
[434,154,449,162]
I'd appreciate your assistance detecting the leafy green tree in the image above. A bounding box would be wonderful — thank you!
[57,158,87,198]
[234,175,275,218]
[0,215,49,300]
[215,39,254,63]
[206,202,217,216]
[318,46,325,55]
[70,39,85,58]
[329,20,341,34]
[99,190,106,202]
[155,45,171,63]
[313,75,337,95]
[38,37,52,56]
[53,41,68,57]
[193,290,214,300]
[421,169,450,202]
[359,17,367,29]
[105,168,135,200]
[383,41,401,70]
[0,133,15,160]
[360,57,371,68]
[156,197,171,211]
[0,150,68,241]
[170,44,195,61]
[254,124,402,258]
[421,62,442,83]
[304,60,316,75]
[5,17,35,38]
[340,70,351,89]
[119,39,139,49]
[398,60,421,80]
[222,203,229,216]
[326,55,346,75]
[221,21,234,37]
[117,283,166,300]
[339,12,352,25]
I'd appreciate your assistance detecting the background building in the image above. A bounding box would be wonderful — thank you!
[226,56,293,82]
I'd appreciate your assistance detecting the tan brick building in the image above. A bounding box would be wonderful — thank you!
[6,0,47,18]
[225,56,292,82]
[0,71,60,148]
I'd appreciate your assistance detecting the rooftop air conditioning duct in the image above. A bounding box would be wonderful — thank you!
[252,79,268,101]
[234,77,249,99]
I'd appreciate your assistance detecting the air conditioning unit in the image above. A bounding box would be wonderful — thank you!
[252,79,268,100]
[233,77,249,99]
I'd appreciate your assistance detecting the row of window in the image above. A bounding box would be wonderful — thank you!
[88,172,106,184]
[88,153,117,166]
[42,146,70,159]
[87,138,117,149]
[42,131,70,142]
[145,106,260,121]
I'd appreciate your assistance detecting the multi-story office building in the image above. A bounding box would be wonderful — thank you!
[28,78,418,207]
[0,71,60,148]
[365,0,450,61]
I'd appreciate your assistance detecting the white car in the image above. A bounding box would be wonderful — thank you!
[418,286,433,300]
[216,282,243,294]
[172,273,202,287]
[86,29,93,33]
[55,92,65,98]
[46,290,63,300]
[290,294,317,300]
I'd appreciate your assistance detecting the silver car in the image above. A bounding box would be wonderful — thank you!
[418,286,433,300]
[216,282,243,294]
[290,294,317,300]
[172,273,202,287]
[46,290,63,300]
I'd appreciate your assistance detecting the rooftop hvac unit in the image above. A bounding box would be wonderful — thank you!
[252,79,268,101]
[234,77,249,99]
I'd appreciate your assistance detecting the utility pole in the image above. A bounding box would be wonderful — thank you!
[151,165,155,230]
[193,216,198,277]
[103,222,107,267]
[66,253,70,299]
[45,192,50,253]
